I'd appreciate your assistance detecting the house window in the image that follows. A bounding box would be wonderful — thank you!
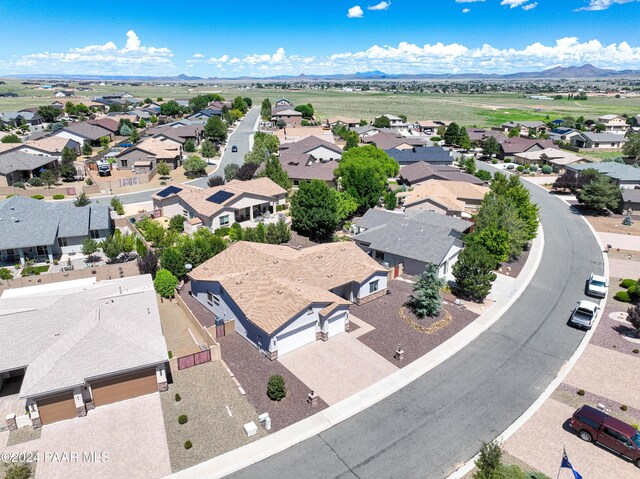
[220,215,230,226]
[307,307,313,315]
[57,237,68,247]
[375,251,384,260]
[121,159,128,167]
[90,230,100,239]
[369,280,379,294]
[207,291,219,306]
[183,209,188,218]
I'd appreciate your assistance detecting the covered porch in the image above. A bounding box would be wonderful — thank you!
[234,200,280,223]
[0,244,54,266]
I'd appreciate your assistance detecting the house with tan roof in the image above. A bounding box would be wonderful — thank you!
[326,117,361,129]
[151,177,287,231]
[597,114,629,135]
[272,109,303,127]
[416,120,451,135]
[188,241,388,358]
[398,179,490,217]
[115,137,183,172]
[514,148,590,172]
[21,136,81,157]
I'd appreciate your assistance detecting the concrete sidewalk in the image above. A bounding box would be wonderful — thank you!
[168,226,545,479]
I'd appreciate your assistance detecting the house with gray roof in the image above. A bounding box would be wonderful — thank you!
[0,111,44,127]
[384,146,453,166]
[398,161,486,186]
[351,209,472,277]
[54,122,113,147]
[622,188,640,214]
[0,196,111,265]
[570,132,628,149]
[0,150,59,187]
[0,275,168,427]
[567,162,640,189]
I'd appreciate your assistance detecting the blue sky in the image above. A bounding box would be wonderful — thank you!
[1,0,639,76]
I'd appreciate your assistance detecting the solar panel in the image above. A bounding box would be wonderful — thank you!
[206,190,234,204]
[156,185,183,198]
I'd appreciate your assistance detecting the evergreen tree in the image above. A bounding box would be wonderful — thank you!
[443,123,460,145]
[408,263,444,318]
[260,155,292,190]
[290,180,340,241]
[453,243,497,302]
[577,174,622,212]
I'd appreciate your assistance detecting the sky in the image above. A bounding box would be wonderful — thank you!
[1,0,640,77]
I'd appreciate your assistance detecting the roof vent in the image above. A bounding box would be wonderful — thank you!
[317,255,323,259]
[273,260,279,264]
[277,290,283,294]
[236,280,243,285]
[327,273,333,278]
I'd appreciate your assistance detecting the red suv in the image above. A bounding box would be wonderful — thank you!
[570,405,640,467]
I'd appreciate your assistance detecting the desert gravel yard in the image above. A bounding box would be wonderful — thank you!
[158,298,205,358]
[219,334,328,432]
[161,361,266,472]
[351,280,479,366]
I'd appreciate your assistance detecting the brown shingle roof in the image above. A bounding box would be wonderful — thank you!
[400,180,489,211]
[399,162,485,186]
[88,118,119,133]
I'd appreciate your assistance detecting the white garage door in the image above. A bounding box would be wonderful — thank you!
[328,313,346,338]
[276,322,316,356]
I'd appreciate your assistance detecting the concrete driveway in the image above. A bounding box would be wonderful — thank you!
[278,330,398,406]
[1,393,171,479]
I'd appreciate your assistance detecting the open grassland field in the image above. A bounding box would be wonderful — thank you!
[2,79,639,127]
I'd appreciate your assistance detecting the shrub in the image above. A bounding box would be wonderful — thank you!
[0,267,12,280]
[4,463,32,479]
[12,182,25,189]
[30,194,44,200]
[614,291,632,302]
[276,204,287,212]
[491,159,498,164]
[522,169,531,174]
[27,177,44,187]
[85,177,93,185]
[516,165,524,172]
[620,279,637,288]
[530,164,538,172]
[620,404,628,411]
[631,423,639,430]
[541,165,553,174]
[178,414,188,424]
[168,350,173,359]
[154,269,178,298]
[52,194,65,200]
[184,440,193,450]
[214,226,231,237]
[175,393,181,402]
[633,349,639,354]
[267,374,286,401]
[577,389,585,396]
[628,283,640,297]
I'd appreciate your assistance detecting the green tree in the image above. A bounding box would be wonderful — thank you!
[443,123,460,145]
[81,141,93,156]
[261,98,272,120]
[0,268,12,280]
[466,226,510,266]
[204,116,227,143]
[332,190,358,221]
[183,138,196,153]
[1,134,21,143]
[224,163,239,182]
[100,136,110,150]
[243,97,252,107]
[137,217,166,247]
[160,247,186,278]
[260,155,292,190]
[294,103,314,119]
[232,96,248,114]
[168,215,185,232]
[453,243,497,302]
[119,124,132,136]
[138,118,146,128]
[503,175,539,241]
[458,127,472,150]
[149,115,158,123]
[408,263,444,318]
[508,127,520,138]
[154,269,178,298]
[183,155,207,177]
[37,105,60,122]
[343,130,359,151]
[137,250,159,278]
[40,170,56,188]
[577,174,622,212]
[160,100,182,117]
[473,441,504,479]
[475,169,492,182]
[383,190,397,210]
[290,179,340,241]
[73,192,91,207]
[200,139,217,158]
[156,161,171,177]
[372,115,391,128]
[482,136,501,158]
[463,157,476,175]
[110,196,125,215]
[475,193,528,260]
[81,237,99,263]
[129,128,139,144]
[59,146,78,181]
[101,234,122,262]
[622,133,640,160]
[267,374,286,401]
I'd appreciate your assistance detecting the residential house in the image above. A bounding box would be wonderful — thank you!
[398,161,486,186]
[277,135,343,187]
[189,241,388,358]
[597,115,629,135]
[468,128,508,144]
[272,109,303,127]
[567,162,640,189]
[0,112,44,127]
[500,121,548,137]
[547,127,583,143]
[513,148,589,172]
[0,150,59,187]
[326,117,361,129]
[115,137,182,172]
[362,131,429,150]
[187,108,223,122]
[21,136,81,157]
[53,90,74,98]
[0,275,168,427]
[275,126,335,144]
[87,118,120,136]
[570,132,628,149]
[622,188,640,214]
[151,177,287,231]
[54,122,114,147]
[0,196,111,264]
[385,146,453,166]
[274,98,294,109]
[397,179,490,217]
[499,138,557,161]
[351,209,472,277]
[375,114,405,128]
[0,92,18,98]
[416,120,450,135]
[147,125,204,146]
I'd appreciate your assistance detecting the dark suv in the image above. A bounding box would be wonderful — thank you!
[570,405,640,467]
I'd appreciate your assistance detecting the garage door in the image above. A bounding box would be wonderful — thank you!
[91,369,157,407]
[38,391,76,425]
[276,322,316,356]
[328,313,346,338]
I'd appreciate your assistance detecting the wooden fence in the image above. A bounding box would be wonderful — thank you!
[177,349,211,370]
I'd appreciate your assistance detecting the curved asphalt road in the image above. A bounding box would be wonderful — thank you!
[228,172,604,479]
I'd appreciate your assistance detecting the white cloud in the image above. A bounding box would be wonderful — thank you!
[347,5,364,17]
[462,8,471,12]
[368,1,391,10]
[576,0,638,11]
[192,53,204,58]
[500,0,528,7]
[12,30,174,74]
[522,2,537,9]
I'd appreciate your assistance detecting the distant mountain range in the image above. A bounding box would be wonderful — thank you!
[4,64,640,82]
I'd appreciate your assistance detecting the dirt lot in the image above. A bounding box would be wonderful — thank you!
[575,206,640,235]
[158,298,205,358]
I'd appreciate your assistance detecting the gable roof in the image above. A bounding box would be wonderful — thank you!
[273,109,303,117]
[579,131,628,143]
[87,118,120,133]
[399,179,490,211]
[0,150,57,176]
[363,131,429,150]
[24,136,79,154]
[398,161,486,185]
[385,146,452,165]
[500,137,556,155]
[568,162,640,182]
[61,122,112,141]
[0,275,167,398]
[118,137,182,159]
[279,135,342,157]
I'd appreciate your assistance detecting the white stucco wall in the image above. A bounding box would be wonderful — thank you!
[358,272,388,300]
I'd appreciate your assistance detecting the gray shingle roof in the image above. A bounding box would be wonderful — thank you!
[0,275,167,397]
[622,189,640,203]
[61,122,112,141]
[579,131,629,143]
[569,162,640,182]
[0,196,110,250]
[0,151,57,175]
[384,146,453,165]
[353,210,471,265]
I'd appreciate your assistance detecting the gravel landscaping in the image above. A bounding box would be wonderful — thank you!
[6,427,40,447]
[160,361,266,472]
[496,246,530,279]
[178,283,216,328]
[351,280,479,366]
[219,334,328,432]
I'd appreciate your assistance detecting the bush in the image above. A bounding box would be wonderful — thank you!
[0,267,13,280]
[175,393,181,402]
[85,177,93,185]
[30,195,44,200]
[168,351,173,359]
[633,349,639,354]
[522,169,531,174]
[628,283,640,297]
[620,278,637,288]
[267,374,286,401]
[541,165,553,174]
[530,164,538,172]
[577,389,585,396]
[178,414,188,425]
[614,291,632,302]
[214,227,231,237]
[4,463,32,479]
[52,194,65,200]
[491,159,498,164]
[184,440,193,450]
[276,204,287,212]
[12,182,25,189]
[516,165,525,172]
[27,177,44,187]
[620,404,628,411]
[154,269,178,297]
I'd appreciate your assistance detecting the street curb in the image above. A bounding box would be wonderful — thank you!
[168,225,546,479]
[446,180,610,479]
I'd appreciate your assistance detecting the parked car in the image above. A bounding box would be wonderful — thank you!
[96,159,111,177]
[231,145,238,152]
[569,300,599,330]
[587,273,608,298]
[570,405,640,467]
